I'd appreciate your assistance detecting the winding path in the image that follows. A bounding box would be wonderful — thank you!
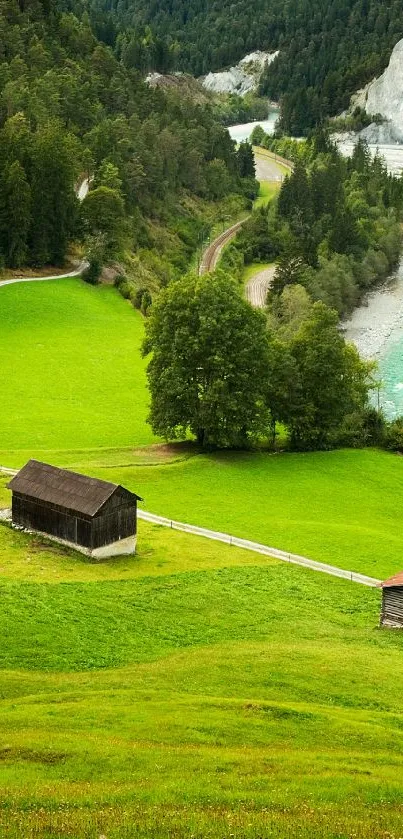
[0,262,88,288]
[200,150,291,308]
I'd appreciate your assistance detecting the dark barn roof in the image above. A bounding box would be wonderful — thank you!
[8,460,142,517]
[379,571,403,588]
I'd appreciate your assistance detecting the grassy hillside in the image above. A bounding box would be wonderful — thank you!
[0,279,155,461]
[90,448,403,581]
[0,273,401,584]
[1,518,403,838]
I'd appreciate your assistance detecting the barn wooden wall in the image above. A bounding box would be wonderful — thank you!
[382,587,403,626]
[12,493,137,550]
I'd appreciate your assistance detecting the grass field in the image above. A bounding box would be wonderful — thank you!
[1,277,402,582]
[0,278,156,464]
[2,517,403,838]
[3,276,403,837]
[253,181,279,210]
[86,447,403,582]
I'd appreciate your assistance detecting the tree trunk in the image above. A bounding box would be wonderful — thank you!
[196,428,206,447]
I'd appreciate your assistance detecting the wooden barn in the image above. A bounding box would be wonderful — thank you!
[379,571,403,627]
[8,460,142,558]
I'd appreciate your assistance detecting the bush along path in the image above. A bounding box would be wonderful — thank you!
[0,467,380,587]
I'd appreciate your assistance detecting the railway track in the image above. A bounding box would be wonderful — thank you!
[199,150,292,278]
[199,218,248,275]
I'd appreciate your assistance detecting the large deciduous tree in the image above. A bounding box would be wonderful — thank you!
[81,185,125,258]
[143,271,271,448]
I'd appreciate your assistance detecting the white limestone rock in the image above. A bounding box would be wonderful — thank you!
[364,39,403,138]
[360,120,403,144]
[202,50,279,97]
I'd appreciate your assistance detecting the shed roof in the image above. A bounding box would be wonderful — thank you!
[8,460,141,517]
[378,571,403,588]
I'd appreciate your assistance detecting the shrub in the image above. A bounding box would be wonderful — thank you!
[131,287,152,315]
[114,274,131,299]
[384,416,403,452]
[82,259,102,285]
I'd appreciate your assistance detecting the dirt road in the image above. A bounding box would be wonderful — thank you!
[245,265,276,308]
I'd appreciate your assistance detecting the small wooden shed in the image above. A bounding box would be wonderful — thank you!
[379,571,403,627]
[8,460,142,558]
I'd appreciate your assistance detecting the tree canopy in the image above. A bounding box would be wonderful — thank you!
[0,0,252,270]
[91,0,403,133]
[143,270,271,448]
[143,267,374,450]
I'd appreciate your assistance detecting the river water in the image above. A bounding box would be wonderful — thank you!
[227,109,279,143]
[343,262,403,418]
[228,116,403,416]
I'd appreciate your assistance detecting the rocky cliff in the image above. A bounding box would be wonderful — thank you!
[202,51,279,97]
[358,39,403,143]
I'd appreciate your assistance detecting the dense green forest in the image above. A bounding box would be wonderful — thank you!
[228,130,403,318]
[0,0,254,277]
[90,0,403,133]
[207,130,403,448]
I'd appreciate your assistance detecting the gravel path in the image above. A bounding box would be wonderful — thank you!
[137,510,379,588]
[254,154,284,183]
[245,265,276,308]
[0,261,88,288]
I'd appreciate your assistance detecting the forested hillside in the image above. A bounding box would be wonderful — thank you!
[93,0,403,133]
[0,0,252,276]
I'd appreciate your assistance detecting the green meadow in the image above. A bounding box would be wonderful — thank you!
[90,447,403,581]
[1,278,403,582]
[1,517,403,839]
[253,181,279,210]
[2,277,403,837]
[0,278,155,465]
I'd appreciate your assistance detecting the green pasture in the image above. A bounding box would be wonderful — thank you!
[253,180,279,209]
[0,278,155,464]
[90,447,403,581]
[2,518,403,838]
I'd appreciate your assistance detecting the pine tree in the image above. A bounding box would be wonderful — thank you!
[2,161,31,267]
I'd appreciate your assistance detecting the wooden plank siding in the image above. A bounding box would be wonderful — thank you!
[381,587,403,627]
[12,492,137,550]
